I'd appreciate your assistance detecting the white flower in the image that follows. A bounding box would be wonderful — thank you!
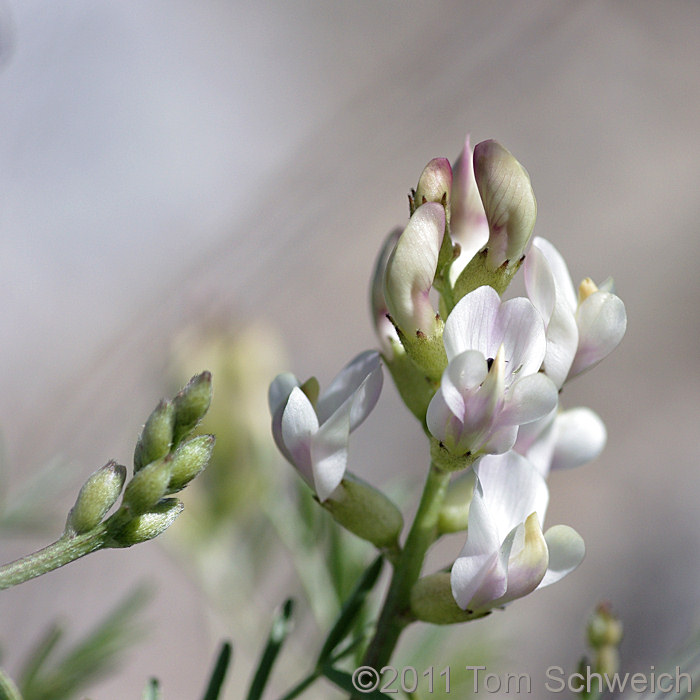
[514,405,607,479]
[450,451,585,613]
[524,236,627,388]
[426,285,558,456]
[268,351,383,501]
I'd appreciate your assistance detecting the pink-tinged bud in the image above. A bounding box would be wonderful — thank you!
[383,202,445,337]
[414,158,452,214]
[473,140,537,271]
[449,135,489,281]
[370,228,402,357]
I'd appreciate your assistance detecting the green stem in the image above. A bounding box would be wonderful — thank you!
[0,526,109,590]
[360,462,451,672]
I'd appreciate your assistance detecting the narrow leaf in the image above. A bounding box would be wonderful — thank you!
[0,669,23,700]
[201,641,232,700]
[321,665,386,699]
[141,678,161,700]
[317,556,383,664]
[245,599,294,700]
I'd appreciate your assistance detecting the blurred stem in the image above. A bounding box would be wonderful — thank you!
[0,526,108,590]
[359,462,451,675]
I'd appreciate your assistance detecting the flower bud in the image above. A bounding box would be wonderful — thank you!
[449,135,489,283]
[172,371,213,445]
[110,499,183,547]
[133,400,175,472]
[587,603,623,648]
[370,228,402,358]
[123,457,173,515]
[473,140,537,272]
[167,434,215,493]
[414,158,452,215]
[438,470,475,534]
[322,473,403,549]
[410,572,485,624]
[66,461,127,535]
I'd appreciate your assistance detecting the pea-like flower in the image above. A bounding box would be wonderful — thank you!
[426,285,558,457]
[451,450,585,613]
[514,405,607,479]
[268,351,383,502]
[524,236,627,388]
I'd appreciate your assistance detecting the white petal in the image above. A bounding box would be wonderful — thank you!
[550,407,607,470]
[451,549,503,611]
[481,424,518,455]
[443,285,501,360]
[524,242,556,322]
[280,387,319,482]
[383,202,445,335]
[496,297,548,379]
[316,350,382,425]
[500,373,558,426]
[542,298,578,388]
[570,292,627,377]
[531,237,577,312]
[538,525,585,588]
[268,372,299,413]
[311,405,351,502]
[476,452,549,541]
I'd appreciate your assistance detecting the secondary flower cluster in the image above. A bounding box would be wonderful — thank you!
[269,135,626,620]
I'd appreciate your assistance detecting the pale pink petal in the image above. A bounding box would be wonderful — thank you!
[281,387,319,482]
[383,202,445,335]
[500,373,558,426]
[538,525,585,588]
[570,292,627,377]
[311,404,352,502]
[316,350,382,425]
[443,285,501,360]
[531,237,577,311]
[495,296,547,379]
[550,407,606,471]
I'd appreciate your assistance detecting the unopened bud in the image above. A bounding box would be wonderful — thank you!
[172,372,212,445]
[370,229,402,358]
[66,461,126,535]
[414,158,452,215]
[587,603,623,648]
[167,434,215,493]
[133,400,175,472]
[322,474,403,549]
[111,499,183,547]
[473,140,537,272]
[438,471,475,534]
[123,457,173,515]
[410,572,483,624]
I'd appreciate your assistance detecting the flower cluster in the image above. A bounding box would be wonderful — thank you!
[269,134,626,622]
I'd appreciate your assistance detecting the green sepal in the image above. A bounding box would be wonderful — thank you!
[430,438,477,472]
[109,499,183,547]
[410,572,491,625]
[172,372,213,446]
[167,435,215,494]
[122,458,173,516]
[452,248,524,305]
[383,342,438,423]
[134,400,175,472]
[66,461,127,535]
[322,474,403,550]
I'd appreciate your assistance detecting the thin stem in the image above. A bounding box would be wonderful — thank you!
[360,462,452,673]
[0,526,109,590]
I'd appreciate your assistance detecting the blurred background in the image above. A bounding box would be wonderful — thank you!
[1,1,699,697]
